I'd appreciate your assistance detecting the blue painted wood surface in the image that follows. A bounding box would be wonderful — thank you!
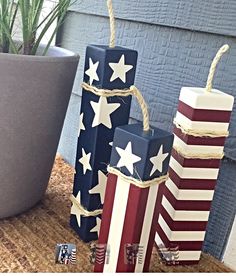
[57,2,236,261]
[71,45,137,242]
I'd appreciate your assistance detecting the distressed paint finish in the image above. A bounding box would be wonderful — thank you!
[57,4,236,261]
[70,0,236,37]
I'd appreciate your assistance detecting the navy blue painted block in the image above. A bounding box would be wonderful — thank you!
[84,45,138,89]
[110,124,174,181]
[70,45,138,242]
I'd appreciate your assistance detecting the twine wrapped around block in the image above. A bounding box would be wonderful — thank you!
[107,166,169,189]
[173,145,224,160]
[82,82,150,132]
[173,118,229,138]
[70,195,103,217]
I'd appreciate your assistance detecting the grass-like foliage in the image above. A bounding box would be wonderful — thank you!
[0,0,71,55]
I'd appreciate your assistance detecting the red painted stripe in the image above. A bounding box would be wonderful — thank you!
[143,183,166,272]
[94,173,117,272]
[156,224,204,251]
[160,205,208,231]
[171,149,221,168]
[174,127,226,146]
[116,184,150,272]
[164,184,212,211]
[169,168,217,190]
[178,100,232,122]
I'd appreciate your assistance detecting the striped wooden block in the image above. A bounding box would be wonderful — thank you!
[155,87,234,265]
[95,124,174,272]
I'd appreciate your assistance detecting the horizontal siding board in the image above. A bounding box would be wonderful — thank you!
[59,12,236,160]
[69,0,236,37]
[203,158,236,260]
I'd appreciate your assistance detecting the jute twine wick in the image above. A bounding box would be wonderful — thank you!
[206,44,229,93]
[107,0,116,48]
[82,82,150,132]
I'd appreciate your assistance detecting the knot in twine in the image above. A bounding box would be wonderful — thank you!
[82,82,150,132]
[206,44,229,93]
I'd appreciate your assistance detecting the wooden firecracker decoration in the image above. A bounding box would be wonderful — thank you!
[70,0,138,242]
[155,45,235,265]
[94,87,174,272]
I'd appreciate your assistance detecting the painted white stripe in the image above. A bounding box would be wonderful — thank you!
[170,156,219,180]
[166,178,215,201]
[174,134,224,156]
[158,215,206,241]
[135,185,159,272]
[155,233,202,261]
[175,111,229,133]
[179,87,234,111]
[103,176,130,273]
[162,195,210,221]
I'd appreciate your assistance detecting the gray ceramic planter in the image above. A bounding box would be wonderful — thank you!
[0,46,79,218]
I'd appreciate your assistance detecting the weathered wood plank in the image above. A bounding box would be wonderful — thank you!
[69,0,236,37]
[59,12,236,160]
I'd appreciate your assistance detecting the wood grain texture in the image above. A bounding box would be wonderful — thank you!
[70,0,236,37]
[59,12,236,161]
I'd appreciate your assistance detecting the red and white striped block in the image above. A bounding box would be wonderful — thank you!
[155,87,234,265]
[94,124,173,272]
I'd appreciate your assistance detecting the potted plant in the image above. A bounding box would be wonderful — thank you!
[0,0,79,218]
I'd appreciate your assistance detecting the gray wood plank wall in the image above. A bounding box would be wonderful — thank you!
[57,0,236,261]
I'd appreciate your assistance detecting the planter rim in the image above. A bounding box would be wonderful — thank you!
[0,44,79,63]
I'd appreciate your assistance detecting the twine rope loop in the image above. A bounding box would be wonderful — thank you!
[107,0,116,48]
[206,44,229,93]
[82,82,150,131]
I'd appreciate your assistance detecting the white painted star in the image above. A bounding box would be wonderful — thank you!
[116,141,141,174]
[89,170,107,205]
[90,97,120,129]
[71,191,82,227]
[109,54,133,83]
[90,217,101,235]
[79,148,92,175]
[78,113,85,137]
[109,141,113,147]
[150,145,169,176]
[85,58,99,85]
